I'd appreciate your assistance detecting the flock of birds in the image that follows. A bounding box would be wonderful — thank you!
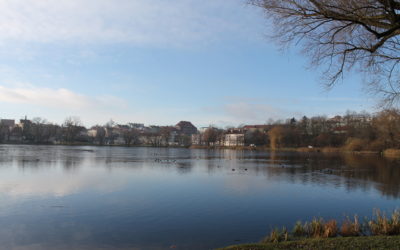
[152,153,252,172]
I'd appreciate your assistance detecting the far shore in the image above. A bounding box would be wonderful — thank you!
[190,145,400,158]
[1,143,399,158]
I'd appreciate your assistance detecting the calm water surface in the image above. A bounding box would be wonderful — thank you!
[0,145,399,249]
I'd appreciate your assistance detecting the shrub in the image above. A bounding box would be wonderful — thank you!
[343,138,368,152]
[293,221,306,237]
[321,147,341,153]
[264,227,289,243]
[341,216,361,237]
[263,210,400,244]
[369,210,400,235]
[366,140,386,152]
[306,218,325,238]
[324,220,338,238]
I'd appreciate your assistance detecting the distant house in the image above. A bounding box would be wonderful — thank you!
[0,119,15,128]
[147,125,161,134]
[243,125,272,132]
[332,126,349,134]
[175,121,198,135]
[87,128,98,138]
[9,126,23,142]
[129,123,145,131]
[224,133,245,147]
[191,133,202,146]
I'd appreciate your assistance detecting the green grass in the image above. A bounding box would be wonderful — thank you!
[219,235,400,250]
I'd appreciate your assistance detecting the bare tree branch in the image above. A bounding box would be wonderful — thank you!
[250,0,400,106]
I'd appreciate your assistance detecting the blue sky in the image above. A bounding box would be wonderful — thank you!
[0,0,375,127]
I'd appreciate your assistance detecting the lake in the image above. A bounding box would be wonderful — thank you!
[0,145,399,249]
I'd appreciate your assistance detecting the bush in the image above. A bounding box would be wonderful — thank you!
[293,221,306,237]
[264,210,400,244]
[343,138,367,152]
[305,218,325,238]
[366,140,386,152]
[369,210,400,236]
[264,227,288,243]
[324,220,338,238]
[341,216,361,237]
[321,147,341,153]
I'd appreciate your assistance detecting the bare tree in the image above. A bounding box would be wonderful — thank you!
[268,126,285,150]
[63,116,83,143]
[372,109,400,148]
[31,117,48,143]
[250,0,400,106]
[95,126,106,145]
[123,128,139,146]
[202,127,219,146]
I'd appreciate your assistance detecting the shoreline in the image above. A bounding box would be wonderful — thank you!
[221,209,400,249]
[1,143,399,158]
[190,145,400,158]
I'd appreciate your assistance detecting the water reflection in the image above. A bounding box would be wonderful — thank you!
[1,146,400,199]
[258,152,400,199]
[0,145,399,249]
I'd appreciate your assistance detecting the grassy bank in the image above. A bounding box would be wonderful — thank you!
[221,210,400,250]
[220,235,400,250]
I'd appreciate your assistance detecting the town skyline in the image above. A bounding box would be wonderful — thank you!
[0,108,376,129]
[1,109,397,153]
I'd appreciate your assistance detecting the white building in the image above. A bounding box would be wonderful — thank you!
[224,133,245,147]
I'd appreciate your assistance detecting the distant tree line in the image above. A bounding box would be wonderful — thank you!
[1,109,400,152]
[0,116,87,144]
[0,117,197,147]
[198,109,400,152]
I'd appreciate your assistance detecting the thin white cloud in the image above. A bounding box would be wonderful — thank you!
[0,85,127,111]
[0,85,90,109]
[0,0,262,46]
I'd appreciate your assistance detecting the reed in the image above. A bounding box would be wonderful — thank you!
[324,220,339,238]
[292,221,306,237]
[369,210,400,236]
[265,210,400,243]
[308,218,325,238]
[263,227,288,243]
[340,216,361,237]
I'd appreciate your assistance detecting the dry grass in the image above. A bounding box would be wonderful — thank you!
[307,218,325,238]
[366,140,386,152]
[340,216,361,237]
[264,210,400,244]
[263,228,288,243]
[383,149,400,158]
[292,221,306,237]
[292,218,338,238]
[296,147,316,153]
[369,210,400,236]
[321,147,341,153]
[324,220,338,238]
[343,138,368,152]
